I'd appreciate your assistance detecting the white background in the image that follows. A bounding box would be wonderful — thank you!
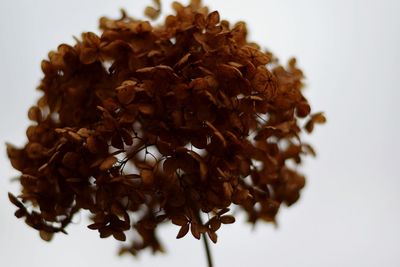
[1,0,399,266]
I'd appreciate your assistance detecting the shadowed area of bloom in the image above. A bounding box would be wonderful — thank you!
[7,0,325,257]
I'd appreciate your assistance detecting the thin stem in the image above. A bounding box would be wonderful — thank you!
[202,231,213,267]
[197,213,214,267]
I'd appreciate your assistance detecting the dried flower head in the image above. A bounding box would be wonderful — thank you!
[7,0,325,260]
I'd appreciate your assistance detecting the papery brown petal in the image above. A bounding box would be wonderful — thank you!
[187,150,207,180]
[190,223,201,240]
[99,228,113,238]
[144,7,160,20]
[171,215,188,226]
[302,144,316,157]
[62,152,80,169]
[194,13,206,27]
[8,193,24,209]
[305,112,326,133]
[117,83,136,105]
[14,209,26,218]
[137,104,154,115]
[207,11,220,26]
[207,230,218,243]
[39,231,54,242]
[220,215,235,224]
[205,121,226,147]
[102,98,120,112]
[113,231,127,241]
[176,224,189,239]
[312,112,326,123]
[28,106,42,122]
[88,223,104,230]
[68,131,83,142]
[190,0,202,9]
[145,0,161,20]
[172,1,184,12]
[77,128,91,138]
[141,169,154,185]
[223,182,233,198]
[86,136,98,153]
[120,128,133,146]
[296,102,311,118]
[209,217,221,232]
[99,156,117,170]
[174,53,191,69]
[217,208,230,216]
[79,48,97,64]
[26,142,46,159]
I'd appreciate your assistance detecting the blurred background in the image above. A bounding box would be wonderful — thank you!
[0,0,399,266]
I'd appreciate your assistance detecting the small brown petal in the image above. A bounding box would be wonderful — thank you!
[190,223,201,240]
[113,231,127,242]
[39,231,54,242]
[99,156,117,170]
[141,169,154,185]
[28,106,42,122]
[207,230,218,243]
[296,102,311,118]
[86,136,98,153]
[120,128,133,146]
[144,6,160,20]
[8,193,24,209]
[117,82,136,105]
[79,48,98,64]
[171,215,188,226]
[137,104,154,115]
[220,215,235,224]
[176,224,189,239]
[209,217,221,232]
[305,112,326,133]
[68,131,83,142]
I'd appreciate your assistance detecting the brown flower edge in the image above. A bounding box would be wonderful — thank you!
[7,0,325,266]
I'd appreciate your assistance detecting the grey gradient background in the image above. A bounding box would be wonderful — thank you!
[0,0,399,266]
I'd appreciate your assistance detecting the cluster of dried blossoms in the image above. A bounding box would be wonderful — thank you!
[7,0,325,257]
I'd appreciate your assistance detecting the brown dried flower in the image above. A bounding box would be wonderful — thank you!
[7,0,324,264]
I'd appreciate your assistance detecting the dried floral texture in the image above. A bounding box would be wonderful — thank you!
[7,0,325,256]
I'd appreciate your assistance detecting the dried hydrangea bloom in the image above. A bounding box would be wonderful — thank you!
[7,0,325,264]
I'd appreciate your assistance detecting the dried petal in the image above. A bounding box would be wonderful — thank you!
[171,215,188,226]
[207,11,220,27]
[207,230,218,243]
[209,217,221,232]
[305,112,326,133]
[220,215,235,224]
[99,156,117,170]
[176,224,189,239]
[141,168,154,185]
[190,223,201,240]
[39,231,54,242]
[113,231,127,241]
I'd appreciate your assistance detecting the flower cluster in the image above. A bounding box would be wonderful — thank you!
[7,0,325,257]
